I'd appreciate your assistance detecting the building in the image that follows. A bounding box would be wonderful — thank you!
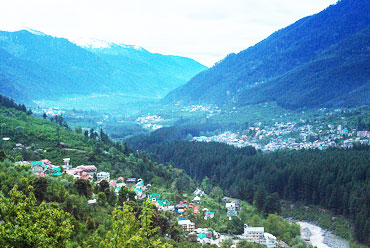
[193,188,205,196]
[226,202,236,211]
[193,196,201,204]
[204,211,215,219]
[243,225,277,248]
[76,165,97,176]
[97,172,110,181]
[63,158,71,170]
[126,178,137,185]
[178,219,195,232]
[243,225,265,243]
[232,200,241,210]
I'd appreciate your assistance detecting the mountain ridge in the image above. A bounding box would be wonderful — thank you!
[0,30,207,104]
[164,0,370,109]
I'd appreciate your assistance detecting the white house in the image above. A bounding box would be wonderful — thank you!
[178,220,195,232]
[63,158,71,170]
[243,225,265,243]
[243,225,277,248]
[97,172,110,181]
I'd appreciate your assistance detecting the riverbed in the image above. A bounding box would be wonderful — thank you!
[298,222,349,248]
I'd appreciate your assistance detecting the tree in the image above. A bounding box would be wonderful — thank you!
[31,176,50,201]
[118,186,136,203]
[254,185,267,212]
[264,193,281,214]
[42,112,47,119]
[237,240,265,248]
[0,185,73,247]
[100,200,170,248]
[97,192,107,206]
[73,179,93,198]
[75,125,82,134]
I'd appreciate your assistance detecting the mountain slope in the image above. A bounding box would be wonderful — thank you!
[0,30,206,104]
[164,0,370,108]
[82,42,207,96]
[240,27,370,109]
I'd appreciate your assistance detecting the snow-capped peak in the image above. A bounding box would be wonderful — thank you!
[71,38,112,49]
[24,28,46,36]
[71,37,144,51]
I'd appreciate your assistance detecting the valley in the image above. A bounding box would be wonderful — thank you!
[0,0,369,247]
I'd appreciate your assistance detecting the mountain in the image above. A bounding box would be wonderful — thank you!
[164,0,370,109]
[0,30,206,104]
[77,39,207,97]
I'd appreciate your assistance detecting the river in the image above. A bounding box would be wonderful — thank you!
[298,222,350,248]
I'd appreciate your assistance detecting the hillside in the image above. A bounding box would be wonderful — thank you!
[0,97,314,248]
[82,41,207,97]
[164,0,370,109]
[0,30,206,104]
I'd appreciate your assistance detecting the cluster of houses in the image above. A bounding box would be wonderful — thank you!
[135,114,164,130]
[19,158,285,248]
[193,121,370,152]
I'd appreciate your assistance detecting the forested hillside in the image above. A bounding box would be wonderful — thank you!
[164,0,370,109]
[0,96,314,247]
[128,139,370,244]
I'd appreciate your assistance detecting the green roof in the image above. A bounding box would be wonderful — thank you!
[197,233,206,239]
[52,172,63,176]
[148,194,161,199]
[157,199,170,206]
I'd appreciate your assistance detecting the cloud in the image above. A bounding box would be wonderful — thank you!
[0,0,337,66]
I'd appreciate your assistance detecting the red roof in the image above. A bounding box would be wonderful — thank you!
[77,165,97,172]
[65,168,83,175]
[41,159,52,165]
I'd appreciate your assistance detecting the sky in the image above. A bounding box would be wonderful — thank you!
[0,0,338,67]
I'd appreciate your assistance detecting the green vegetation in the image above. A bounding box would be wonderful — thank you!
[128,136,370,244]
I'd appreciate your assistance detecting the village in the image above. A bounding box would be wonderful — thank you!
[14,157,286,248]
[193,121,370,152]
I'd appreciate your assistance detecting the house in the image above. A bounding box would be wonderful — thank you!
[194,206,200,214]
[156,199,171,210]
[192,196,201,204]
[226,202,236,211]
[243,225,265,243]
[133,187,146,200]
[193,188,205,196]
[178,219,195,232]
[65,168,84,178]
[263,233,277,248]
[97,172,110,181]
[175,204,188,213]
[31,161,62,176]
[31,161,45,176]
[222,197,230,203]
[63,158,71,170]
[232,200,241,210]
[117,176,124,182]
[87,199,97,206]
[227,210,237,219]
[204,211,215,219]
[148,194,161,202]
[76,165,97,176]
[126,178,137,185]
